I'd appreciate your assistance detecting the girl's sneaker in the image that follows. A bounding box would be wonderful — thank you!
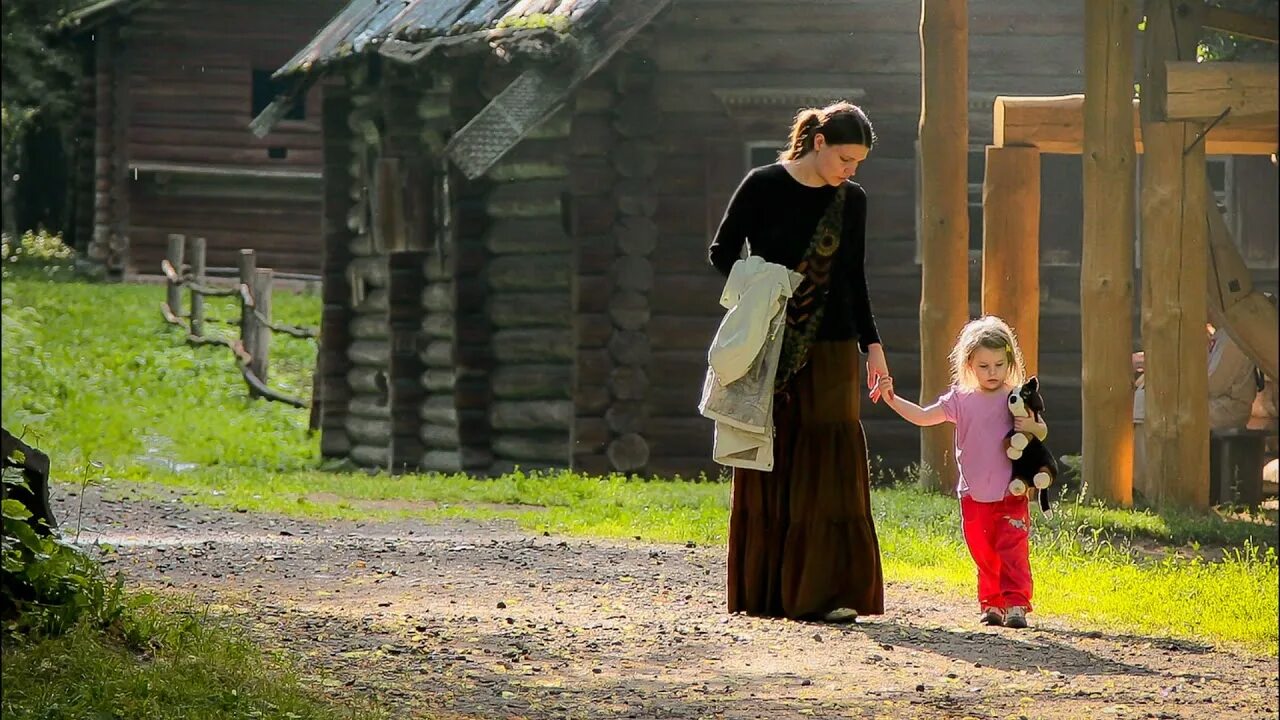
[980,607,1005,626]
[1005,606,1029,629]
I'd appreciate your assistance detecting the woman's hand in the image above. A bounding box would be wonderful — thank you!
[866,344,891,403]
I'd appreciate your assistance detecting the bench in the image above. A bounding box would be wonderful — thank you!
[1209,428,1272,507]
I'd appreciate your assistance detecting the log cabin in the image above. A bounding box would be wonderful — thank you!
[257,0,1278,478]
[61,0,345,277]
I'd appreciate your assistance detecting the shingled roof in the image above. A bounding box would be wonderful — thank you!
[275,0,611,78]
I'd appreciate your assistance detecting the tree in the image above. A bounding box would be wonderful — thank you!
[1198,0,1280,61]
[1,0,82,239]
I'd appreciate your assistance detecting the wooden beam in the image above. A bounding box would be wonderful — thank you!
[1081,0,1138,508]
[918,0,969,494]
[981,145,1040,376]
[1202,4,1279,44]
[1165,61,1279,121]
[1140,0,1210,510]
[1205,189,1280,383]
[994,94,1278,155]
[1141,0,1203,122]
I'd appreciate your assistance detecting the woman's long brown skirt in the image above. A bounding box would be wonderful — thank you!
[727,341,884,619]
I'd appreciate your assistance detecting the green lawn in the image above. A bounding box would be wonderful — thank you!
[3,273,1278,657]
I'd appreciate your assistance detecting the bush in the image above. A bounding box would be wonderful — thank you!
[1,229,77,279]
[1,463,126,639]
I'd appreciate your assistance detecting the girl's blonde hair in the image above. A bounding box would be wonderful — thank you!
[948,315,1026,390]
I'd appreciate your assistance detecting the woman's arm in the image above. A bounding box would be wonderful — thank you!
[845,185,881,353]
[707,173,758,277]
[877,376,949,427]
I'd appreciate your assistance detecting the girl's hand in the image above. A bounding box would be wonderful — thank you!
[873,374,896,405]
[866,344,889,402]
[1013,415,1047,440]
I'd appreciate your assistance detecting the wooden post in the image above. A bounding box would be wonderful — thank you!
[981,145,1041,376]
[918,0,969,492]
[250,268,273,385]
[165,234,185,314]
[1081,0,1138,507]
[1140,124,1209,509]
[1139,0,1210,509]
[238,249,257,355]
[188,236,206,337]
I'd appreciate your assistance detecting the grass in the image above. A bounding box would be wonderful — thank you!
[1,593,381,720]
[3,273,1279,657]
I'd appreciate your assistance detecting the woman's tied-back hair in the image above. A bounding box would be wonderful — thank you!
[949,315,1027,390]
[781,101,877,161]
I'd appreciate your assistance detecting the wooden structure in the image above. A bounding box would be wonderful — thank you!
[61,0,344,277]
[917,0,969,492]
[263,0,1278,478]
[982,1,1278,509]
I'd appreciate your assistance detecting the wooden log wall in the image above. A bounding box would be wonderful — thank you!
[571,73,621,476]
[116,0,339,275]
[382,70,429,472]
[417,72,468,474]
[444,66,499,475]
[483,69,575,475]
[603,50,660,475]
[87,25,127,274]
[71,44,97,254]
[318,89,355,459]
[342,62,392,470]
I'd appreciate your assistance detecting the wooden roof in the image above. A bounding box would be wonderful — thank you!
[275,0,611,78]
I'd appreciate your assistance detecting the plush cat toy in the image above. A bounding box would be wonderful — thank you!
[1005,377,1058,514]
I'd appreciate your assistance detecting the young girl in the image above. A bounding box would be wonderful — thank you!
[876,316,1046,629]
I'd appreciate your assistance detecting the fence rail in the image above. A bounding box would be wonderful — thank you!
[159,234,319,412]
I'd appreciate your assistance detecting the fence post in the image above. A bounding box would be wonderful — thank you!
[189,236,207,337]
[238,249,257,359]
[250,267,273,384]
[165,234,185,314]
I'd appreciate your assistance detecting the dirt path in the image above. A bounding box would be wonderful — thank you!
[61,484,1277,720]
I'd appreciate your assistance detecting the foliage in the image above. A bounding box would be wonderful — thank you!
[0,0,82,152]
[1,275,321,470]
[1198,0,1280,62]
[1,464,128,639]
[1,592,381,720]
[1,229,78,279]
[496,12,572,33]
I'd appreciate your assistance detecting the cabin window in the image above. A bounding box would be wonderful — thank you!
[744,141,782,170]
[251,68,305,121]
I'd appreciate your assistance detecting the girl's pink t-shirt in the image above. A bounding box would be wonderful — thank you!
[937,385,1014,502]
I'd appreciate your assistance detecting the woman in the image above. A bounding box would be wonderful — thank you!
[708,101,888,623]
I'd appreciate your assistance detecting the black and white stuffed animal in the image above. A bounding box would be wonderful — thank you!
[1005,377,1058,514]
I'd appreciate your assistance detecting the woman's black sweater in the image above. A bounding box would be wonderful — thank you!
[708,163,881,352]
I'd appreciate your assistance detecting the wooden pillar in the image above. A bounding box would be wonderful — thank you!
[238,249,257,358]
[918,0,969,492]
[981,145,1041,376]
[165,234,185,314]
[188,237,207,337]
[1139,0,1209,509]
[1140,124,1209,509]
[1081,0,1138,507]
[250,268,273,385]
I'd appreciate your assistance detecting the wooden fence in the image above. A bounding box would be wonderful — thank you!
[159,233,319,415]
